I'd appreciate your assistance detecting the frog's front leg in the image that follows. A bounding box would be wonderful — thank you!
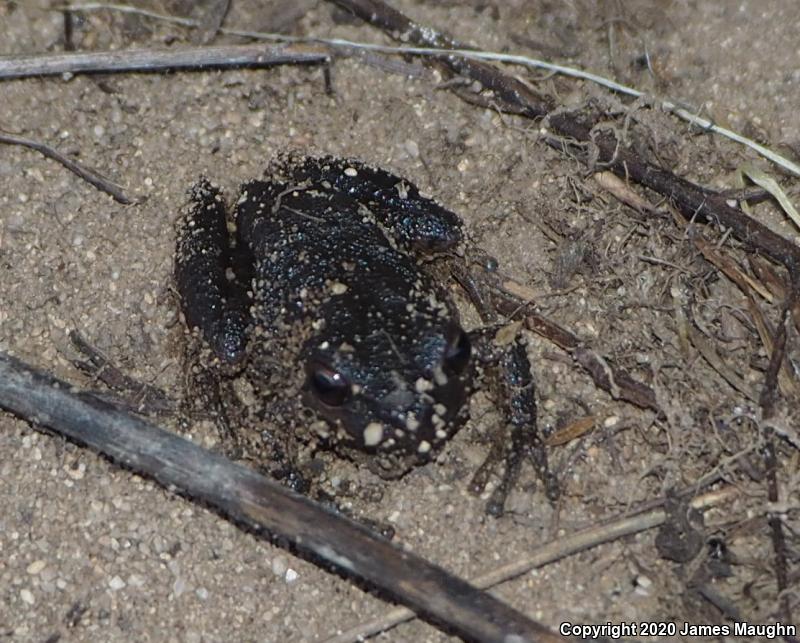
[469,328,559,516]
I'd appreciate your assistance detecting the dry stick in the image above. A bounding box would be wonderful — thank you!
[0,131,132,204]
[0,352,565,643]
[329,0,800,276]
[760,298,794,629]
[321,485,738,643]
[0,43,327,79]
[547,118,800,272]
[494,293,659,411]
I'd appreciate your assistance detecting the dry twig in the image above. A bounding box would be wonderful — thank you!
[0,43,327,79]
[62,2,800,178]
[0,131,132,203]
[759,295,796,629]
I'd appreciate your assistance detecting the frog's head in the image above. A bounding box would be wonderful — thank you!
[301,319,472,476]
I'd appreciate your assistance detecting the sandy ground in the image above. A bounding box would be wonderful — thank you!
[2,1,799,641]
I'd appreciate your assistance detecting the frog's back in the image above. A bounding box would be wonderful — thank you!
[235,179,441,329]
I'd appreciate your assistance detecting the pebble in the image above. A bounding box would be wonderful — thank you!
[109,575,126,590]
[64,462,85,480]
[20,589,35,605]
[271,556,288,577]
[26,560,46,575]
[128,574,146,588]
[603,415,620,428]
[633,574,652,596]
[173,576,187,597]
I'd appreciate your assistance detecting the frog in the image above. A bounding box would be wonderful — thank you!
[175,154,557,514]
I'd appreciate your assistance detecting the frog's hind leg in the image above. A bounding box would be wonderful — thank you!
[175,179,252,448]
[276,155,464,253]
[175,179,250,366]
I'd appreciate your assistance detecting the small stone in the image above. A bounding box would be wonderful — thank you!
[633,574,652,596]
[285,569,299,583]
[109,576,126,590]
[26,560,46,575]
[173,576,187,597]
[20,589,35,605]
[271,556,288,577]
[65,462,85,480]
[128,574,145,588]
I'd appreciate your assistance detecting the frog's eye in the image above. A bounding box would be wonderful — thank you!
[444,330,471,374]
[308,365,351,406]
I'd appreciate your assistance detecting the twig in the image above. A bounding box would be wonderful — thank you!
[0,131,132,203]
[68,330,175,416]
[684,311,759,402]
[760,297,794,628]
[0,43,327,79]
[62,2,800,177]
[320,485,738,643]
[0,351,564,643]
[692,234,774,303]
[512,301,660,411]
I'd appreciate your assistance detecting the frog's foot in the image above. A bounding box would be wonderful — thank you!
[469,416,559,517]
[468,326,560,516]
[68,330,176,417]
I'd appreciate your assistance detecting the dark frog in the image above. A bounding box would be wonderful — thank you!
[175,155,556,511]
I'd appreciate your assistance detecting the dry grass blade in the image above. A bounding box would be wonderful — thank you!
[747,296,800,398]
[320,485,738,643]
[62,2,800,177]
[684,315,759,402]
[692,235,774,302]
[545,415,597,446]
[738,163,800,231]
